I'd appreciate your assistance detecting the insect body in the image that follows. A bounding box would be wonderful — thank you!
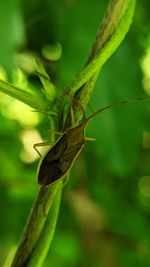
[38,120,87,186]
[37,97,148,187]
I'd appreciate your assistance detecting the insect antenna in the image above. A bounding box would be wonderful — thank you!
[85,97,150,124]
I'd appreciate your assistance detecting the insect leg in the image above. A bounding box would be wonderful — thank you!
[33,141,54,157]
[48,129,63,136]
[85,136,96,141]
[70,106,75,127]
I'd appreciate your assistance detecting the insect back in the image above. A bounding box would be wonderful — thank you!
[38,120,86,187]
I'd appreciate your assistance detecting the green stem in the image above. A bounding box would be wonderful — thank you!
[10,183,59,267]
[69,0,135,95]
[66,0,136,126]
[27,181,62,267]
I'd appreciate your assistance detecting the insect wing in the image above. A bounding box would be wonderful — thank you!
[38,139,85,186]
[38,159,62,186]
[59,142,85,173]
[45,134,67,161]
[38,135,67,186]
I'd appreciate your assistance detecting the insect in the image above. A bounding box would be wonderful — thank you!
[36,97,148,187]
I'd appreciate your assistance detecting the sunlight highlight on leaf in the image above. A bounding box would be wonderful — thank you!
[15,52,36,74]
[12,68,28,88]
[141,47,150,94]
[20,129,43,163]
[1,99,41,127]
[2,245,16,267]
[138,176,150,198]
[0,65,7,80]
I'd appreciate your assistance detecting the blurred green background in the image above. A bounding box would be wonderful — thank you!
[0,0,150,267]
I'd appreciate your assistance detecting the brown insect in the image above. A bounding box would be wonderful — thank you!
[35,97,148,187]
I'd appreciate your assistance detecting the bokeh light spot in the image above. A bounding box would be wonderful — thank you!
[138,176,150,198]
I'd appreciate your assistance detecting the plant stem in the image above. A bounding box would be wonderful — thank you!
[10,183,60,267]
[27,181,62,267]
[65,0,136,126]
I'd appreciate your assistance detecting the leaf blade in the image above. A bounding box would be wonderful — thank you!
[0,79,49,113]
[35,59,56,101]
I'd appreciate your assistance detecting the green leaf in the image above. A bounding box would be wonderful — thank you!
[35,60,56,101]
[0,79,52,113]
